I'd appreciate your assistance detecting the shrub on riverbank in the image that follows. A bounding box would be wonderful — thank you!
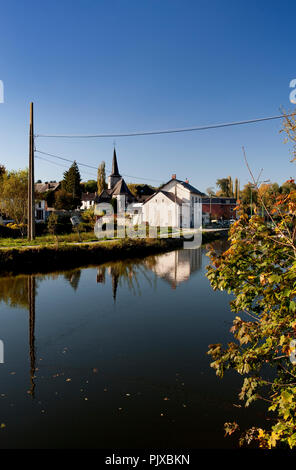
[0,238,184,275]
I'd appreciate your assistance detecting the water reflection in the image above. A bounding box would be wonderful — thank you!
[0,243,259,449]
[0,248,202,397]
[149,249,202,289]
[96,247,202,299]
[28,276,36,398]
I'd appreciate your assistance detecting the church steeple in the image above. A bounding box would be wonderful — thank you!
[111,148,120,176]
[108,148,122,190]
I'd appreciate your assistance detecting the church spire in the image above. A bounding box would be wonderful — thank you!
[111,148,120,176]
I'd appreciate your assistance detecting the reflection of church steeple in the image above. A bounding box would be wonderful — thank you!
[110,267,119,302]
[28,276,36,398]
[64,270,81,291]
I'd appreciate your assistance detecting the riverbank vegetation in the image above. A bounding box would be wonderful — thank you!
[206,110,296,449]
[0,237,185,275]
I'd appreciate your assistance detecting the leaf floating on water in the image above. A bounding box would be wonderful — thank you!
[125,393,131,397]
[92,368,98,374]
[66,378,71,382]
[163,397,169,401]
[10,372,16,375]
[0,423,6,429]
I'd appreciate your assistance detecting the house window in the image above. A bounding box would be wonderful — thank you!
[36,210,43,220]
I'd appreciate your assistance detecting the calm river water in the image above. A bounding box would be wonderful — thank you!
[0,243,263,448]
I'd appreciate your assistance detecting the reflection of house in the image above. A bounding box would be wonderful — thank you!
[142,175,204,228]
[35,182,60,222]
[149,248,202,289]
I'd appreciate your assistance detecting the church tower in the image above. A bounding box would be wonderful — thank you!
[108,148,122,189]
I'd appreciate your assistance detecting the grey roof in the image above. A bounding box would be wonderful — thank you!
[96,178,134,202]
[81,192,97,202]
[111,178,133,197]
[160,178,206,196]
[35,182,60,193]
[143,190,183,206]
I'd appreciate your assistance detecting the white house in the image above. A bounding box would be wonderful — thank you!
[142,175,204,229]
[81,192,98,210]
[35,181,60,222]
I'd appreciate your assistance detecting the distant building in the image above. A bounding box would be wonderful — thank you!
[201,196,237,222]
[81,192,98,210]
[34,181,60,222]
[142,175,204,228]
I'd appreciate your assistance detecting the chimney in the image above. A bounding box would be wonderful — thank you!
[172,174,176,179]
[185,178,189,184]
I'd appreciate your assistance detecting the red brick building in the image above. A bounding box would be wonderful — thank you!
[202,196,237,222]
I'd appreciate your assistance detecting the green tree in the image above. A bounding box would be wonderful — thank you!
[240,183,258,214]
[54,189,78,210]
[0,169,28,236]
[0,165,5,181]
[47,212,59,247]
[97,161,107,195]
[234,178,240,200]
[281,179,296,195]
[62,161,81,198]
[82,179,97,193]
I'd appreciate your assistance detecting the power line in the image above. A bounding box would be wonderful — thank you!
[35,155,98,179]
[34,113,291,139]
[35,149,163,183]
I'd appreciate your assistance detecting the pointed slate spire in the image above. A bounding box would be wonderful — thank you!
[111,148,120,176]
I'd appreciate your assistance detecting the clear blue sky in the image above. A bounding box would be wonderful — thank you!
[0,0,295,192]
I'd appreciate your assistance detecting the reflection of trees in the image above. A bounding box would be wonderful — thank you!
[0,275,31,308]
[63,269,81,291]
[97,258,157,301]
[0,274,37,397]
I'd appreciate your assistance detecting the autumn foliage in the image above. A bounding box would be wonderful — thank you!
[206,110,296,448]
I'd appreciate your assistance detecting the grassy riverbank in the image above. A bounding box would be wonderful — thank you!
[0,229,228,275]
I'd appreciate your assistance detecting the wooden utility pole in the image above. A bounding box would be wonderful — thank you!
[28,102,35,240]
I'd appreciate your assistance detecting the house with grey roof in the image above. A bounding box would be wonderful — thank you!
[142,174,204,228]
[34,181,61,222]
